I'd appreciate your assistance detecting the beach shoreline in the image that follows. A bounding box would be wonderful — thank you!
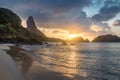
[5,45,72,80]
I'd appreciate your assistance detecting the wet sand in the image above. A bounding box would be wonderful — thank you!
[0,46,23,80]
[6,45,72,80]
[26,61,72,80]
[3,43,120,80]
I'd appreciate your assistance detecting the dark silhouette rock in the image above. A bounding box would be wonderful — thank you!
[44,42,48,44]
[0,8,47,43]
[70,37,89,42]
[47,37,64,42]
[62,42,67,45]
[0,8,64,43]
[26,16,64,42]
[27,16,46,38]
[92,34,120,42]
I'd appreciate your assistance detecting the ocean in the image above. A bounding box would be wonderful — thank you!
[0,43,120,80]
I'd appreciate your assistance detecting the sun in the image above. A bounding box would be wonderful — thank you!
[69,34,78,40]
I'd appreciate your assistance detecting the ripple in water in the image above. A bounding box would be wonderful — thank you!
[20,43,120,80]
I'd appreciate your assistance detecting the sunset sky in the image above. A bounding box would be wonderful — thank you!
[0,0,120,40]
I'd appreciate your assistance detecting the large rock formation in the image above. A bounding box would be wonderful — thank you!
[26,16,46,38]
[92,34,120,42]
[0,8,47,43]
[26,16,64,42]
[0,8,64,43]
[0,8,21,29]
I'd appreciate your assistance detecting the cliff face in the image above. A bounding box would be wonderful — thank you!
[26,16,46,38]
[92,34,120,42]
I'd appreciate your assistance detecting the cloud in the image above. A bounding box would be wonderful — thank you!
[0,0,91,13]
[6,0,91,27]
[26,9,112,40]
[32,0,91,12]
[0,0,115,40]
[91,25,103,32]
[113,19,120,26]
[92,0,120,22]
[52,29,67,34]
[91,22,111,33]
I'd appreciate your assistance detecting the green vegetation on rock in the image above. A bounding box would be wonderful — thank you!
[0,8,47,43]
[0,8,64,43]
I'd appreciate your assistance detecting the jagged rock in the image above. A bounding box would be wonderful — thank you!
[0,8,64,43]
[26,16,46,37]
[0,8,47,43]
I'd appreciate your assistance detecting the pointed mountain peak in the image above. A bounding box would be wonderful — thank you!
[29,16,33,19]
[28,16,34,22]
[27,16,37,30]
[26,16,46,37]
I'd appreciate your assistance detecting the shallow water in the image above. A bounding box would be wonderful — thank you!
[1,43,120,80]
[20,43,120,80]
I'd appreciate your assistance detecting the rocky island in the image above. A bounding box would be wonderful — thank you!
[69,37,89,42]
[92,34,120,42]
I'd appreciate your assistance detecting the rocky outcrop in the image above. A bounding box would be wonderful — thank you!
[26,16,46,38]
[0,8,21,29]
[92,34,120,42]
[0,8,47,43]
[0,8,64,43]
[26,16,64,42]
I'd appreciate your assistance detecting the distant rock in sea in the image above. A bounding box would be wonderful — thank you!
[27,16,46,38]
[62,42,67,45]
[70,37,89,42]
[92,34,120,42]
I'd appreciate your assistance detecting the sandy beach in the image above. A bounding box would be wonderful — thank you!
[0,43,120,80]
[26,61,72,80]
[5,45,72,80]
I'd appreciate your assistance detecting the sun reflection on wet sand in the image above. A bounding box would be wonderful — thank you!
[65,45,87,78]
[62,45,79,78]
[35,45,87,79]
[4,43,120,80]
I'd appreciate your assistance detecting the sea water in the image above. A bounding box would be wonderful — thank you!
[21,43,120,80]
[1,43,120,80]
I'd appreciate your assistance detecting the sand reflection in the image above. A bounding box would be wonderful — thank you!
[7,46,33,75]
[63,45,87,78]
[36,45,86,79]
